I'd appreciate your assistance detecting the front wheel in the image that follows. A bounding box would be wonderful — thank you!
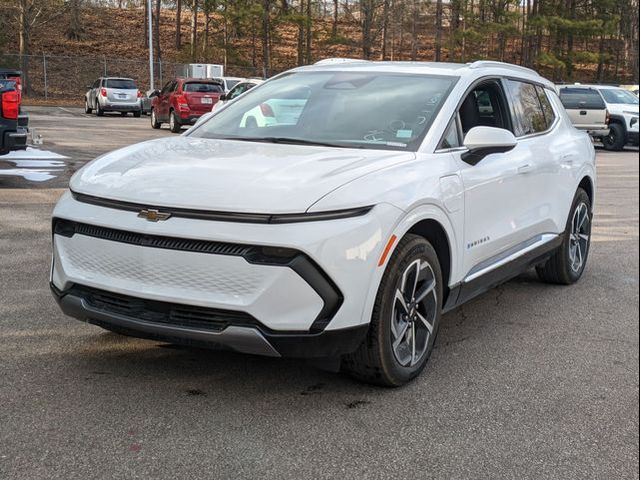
[150,109,161,129]
[536,188,592,284]
[342,234,443,387]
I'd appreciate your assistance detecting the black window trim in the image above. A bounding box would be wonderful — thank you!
[434,75,515,153]
[502,77,560,140]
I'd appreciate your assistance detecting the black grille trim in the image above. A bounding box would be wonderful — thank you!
[68,285,257,332]
[71,191,373,224]
[53,218,344,333]
[54,218,254,257]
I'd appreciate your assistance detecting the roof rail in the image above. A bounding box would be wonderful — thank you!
[314,58,370,65]
[467,61,540,77]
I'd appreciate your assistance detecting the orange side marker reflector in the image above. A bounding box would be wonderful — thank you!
[378,234,398,267]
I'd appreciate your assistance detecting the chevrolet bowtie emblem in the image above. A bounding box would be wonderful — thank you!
[138,208,171,222]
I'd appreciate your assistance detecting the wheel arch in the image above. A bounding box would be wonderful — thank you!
[578,175,594,206]
[405,218,453,305]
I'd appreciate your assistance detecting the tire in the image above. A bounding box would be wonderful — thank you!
[96,100,105,117]
[169,110,181,133]
[120,112,128,117]
[84,99,92,114]
[150,109,161,129]
[536,188,592,285]
[133,110,141,118]
[342,234,443,387]
[602,123,626,151]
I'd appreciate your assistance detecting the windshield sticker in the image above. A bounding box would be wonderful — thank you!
[396,129,413,139]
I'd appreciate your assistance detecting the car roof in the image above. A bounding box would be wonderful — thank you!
[559,84,625,90]
[293,59,555,89]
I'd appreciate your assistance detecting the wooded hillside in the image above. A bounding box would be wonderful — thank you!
[1,0,638,98]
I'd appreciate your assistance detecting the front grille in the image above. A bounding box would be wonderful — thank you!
[54,218,253,257]
[71,285,258,332]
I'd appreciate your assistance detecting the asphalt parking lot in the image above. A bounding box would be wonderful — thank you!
[0,108,638,479]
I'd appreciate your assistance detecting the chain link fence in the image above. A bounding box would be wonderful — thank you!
[0,53,264,102]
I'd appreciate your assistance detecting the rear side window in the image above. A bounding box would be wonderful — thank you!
[558,88,606,109]
[536,86,556,128]
[183,82,223,93]
[505,80,548,136]
[105,79,136,89]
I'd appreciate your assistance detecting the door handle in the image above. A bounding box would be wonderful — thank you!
[579,110,587,115]
[517,164,533,174]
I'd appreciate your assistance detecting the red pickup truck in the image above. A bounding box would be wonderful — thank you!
[0,68,28,155]
[150,78,224,133]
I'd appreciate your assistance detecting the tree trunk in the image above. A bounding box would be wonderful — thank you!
[380,0,389,60]
[175,0,182,50]
[262,0,271,77]
[18,0,31,95]
[190,0,198,61]
[435,0,443,61]
[66,0,83,40]
[332,0,338,37]
[410,0,418,61]
[155,0,161,62]
[305,0,312,63]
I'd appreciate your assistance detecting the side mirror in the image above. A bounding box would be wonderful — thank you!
[219,93,227,101]
[461,126,517,166]
[86,86,92,90]
[149,89,160,97]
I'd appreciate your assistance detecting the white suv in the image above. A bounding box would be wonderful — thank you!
[51,61,596,386]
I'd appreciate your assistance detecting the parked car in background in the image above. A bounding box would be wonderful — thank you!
[84,77,142,117]
[213,79,263,112]
[140,89,156,115]
[557,85,610,140]
[150,78,224,133]
[0,79,27,155]
[52,61,596,386]
[211,77,244,93]
[559,84,639,150]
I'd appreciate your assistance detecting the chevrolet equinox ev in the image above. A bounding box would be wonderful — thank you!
[51,61,596,386]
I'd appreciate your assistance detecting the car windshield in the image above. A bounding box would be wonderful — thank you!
[184,82,223,93]
[105,79,136,89]
[189,71,458,151]
[599,88,639,105]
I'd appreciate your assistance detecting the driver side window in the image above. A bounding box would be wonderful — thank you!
[458,81,511,135]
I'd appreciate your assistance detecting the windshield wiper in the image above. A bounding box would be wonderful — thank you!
[217,136,362,149]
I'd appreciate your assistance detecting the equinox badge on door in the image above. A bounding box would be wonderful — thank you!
[138,208,171,222]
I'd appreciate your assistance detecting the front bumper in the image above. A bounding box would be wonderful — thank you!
[51,191,401,354]
[51,283,367,357]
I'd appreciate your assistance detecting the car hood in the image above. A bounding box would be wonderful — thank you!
[70,136,414,213]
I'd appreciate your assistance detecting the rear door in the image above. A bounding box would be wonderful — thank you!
[558,87,607,129]
[181,81,224,114]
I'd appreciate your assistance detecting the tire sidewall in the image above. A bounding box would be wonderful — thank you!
[603,123,625,151]
[562,189,592,282]
[375,237,443,386]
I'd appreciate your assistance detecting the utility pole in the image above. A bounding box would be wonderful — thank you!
[147,0,154,90]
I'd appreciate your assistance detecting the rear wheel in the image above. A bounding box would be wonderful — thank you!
[133,110,141,118]
[343,234,442,387]
[536,188,592,284]
[150,109,161,129]
[84,99,92,114]
[169,110,181,133]
[120,112,128,117]
[602,123,626,151]
[96,100,105,117]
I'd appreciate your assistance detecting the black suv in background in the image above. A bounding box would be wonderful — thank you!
[0,68,28,155]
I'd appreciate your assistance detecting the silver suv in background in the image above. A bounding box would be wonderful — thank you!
[85,77,142,117]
